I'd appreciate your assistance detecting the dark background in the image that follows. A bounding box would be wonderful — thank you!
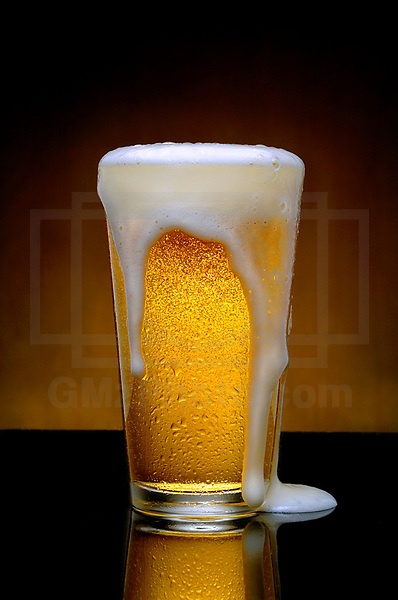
[1,19,397,431]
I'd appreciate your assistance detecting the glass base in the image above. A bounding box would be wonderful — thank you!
[131,482,258,520]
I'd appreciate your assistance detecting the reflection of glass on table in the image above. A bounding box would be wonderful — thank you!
[123,509,335,599]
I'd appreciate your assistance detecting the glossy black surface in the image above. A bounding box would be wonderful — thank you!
[1,431,396,598]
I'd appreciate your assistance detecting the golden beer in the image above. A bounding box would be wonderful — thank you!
[98,143,336,516]
[109,223,284,503]
[113,228,249,489]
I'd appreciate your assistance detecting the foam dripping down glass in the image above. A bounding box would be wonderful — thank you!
[97,142,337,518]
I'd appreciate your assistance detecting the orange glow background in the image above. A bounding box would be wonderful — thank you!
[1,31,397,431]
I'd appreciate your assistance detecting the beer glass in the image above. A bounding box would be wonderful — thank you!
[98,142,336,518]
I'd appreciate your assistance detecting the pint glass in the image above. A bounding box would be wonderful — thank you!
[98,143,304,518]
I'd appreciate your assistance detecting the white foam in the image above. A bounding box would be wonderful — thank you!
[98,142,335,513]
[99,142,304,168]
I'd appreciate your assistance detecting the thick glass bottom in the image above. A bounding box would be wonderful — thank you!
[131,482,258,520]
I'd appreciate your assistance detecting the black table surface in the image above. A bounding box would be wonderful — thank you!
[1,431,396,599]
